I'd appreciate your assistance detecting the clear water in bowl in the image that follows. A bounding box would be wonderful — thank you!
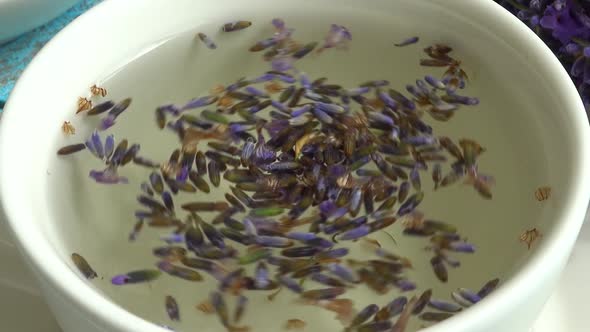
[46,9,557,332]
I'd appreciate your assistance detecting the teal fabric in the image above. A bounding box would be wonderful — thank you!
[0,0,102,111]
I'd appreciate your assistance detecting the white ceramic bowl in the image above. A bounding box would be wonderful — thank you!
[0,0,79,43]
[1,1,589,332]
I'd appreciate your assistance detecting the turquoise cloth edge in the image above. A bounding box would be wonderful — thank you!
[0,0,102,111]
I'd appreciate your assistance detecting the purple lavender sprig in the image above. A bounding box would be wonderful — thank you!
[497,0,590,114]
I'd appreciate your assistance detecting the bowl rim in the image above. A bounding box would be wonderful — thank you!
[1,0,590,331]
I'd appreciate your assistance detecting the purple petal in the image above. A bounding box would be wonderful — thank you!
[91,131,104,159]
[572,56,586,77]
[272,18,286,30]
[99,115,117,131]
[104,135,115,159]
[111,275,130,285]
[85,139,97,157]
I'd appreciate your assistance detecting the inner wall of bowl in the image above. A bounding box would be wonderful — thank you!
[33,0,572,331]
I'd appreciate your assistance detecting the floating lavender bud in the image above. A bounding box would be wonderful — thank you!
[234,295,248,323]
[311,273,347,287]
[71,253,98,279]
[111,269,161,285]
[349,303,379,327]
[397,192,424,216]
[161,232,183,244]
[271,100,291,113]
[210,291,230,328]
[457,288,481,304]
[316,101,345,114]
[424,75,446,89]
[378,91,398,109]
[293,42,318,59]
[158,261,203,282]
[375,296,407,321]
[255,236,293,248]
[428,299,463,313]
[250,38,277,52]
[277,275,303,294]
[327,263,357,283]
[356,320,392,332]
[410,168,421,191]
[196,222,224,249]
[412,289,432,315]
[207,160,221,187]
[477,278,500,298]
[57,143,86,155]
[281,246,320,257]
[430,256,448,282]
[222,20,252,32]
[253,262,271,289]
[449,241,476,253]
[89,166,129,184]
[109,98,132,118]
[286,232,319,242]
[271,56,295,72]
[242,86,267,98]
[197,32,217,49]
[181,96,217,111]
[419,312,453,322]
[165,296,180,321]
[87,100,115,116]
[319,24,352,51]
[302,287,346,300]
[313,108,334,124]
[338,225,370,241]
[394,36,419,47]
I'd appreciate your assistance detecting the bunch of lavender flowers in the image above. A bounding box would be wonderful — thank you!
[497,0,590,115]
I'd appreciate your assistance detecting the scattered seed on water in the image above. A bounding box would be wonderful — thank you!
[520,228,542,249]
[285,319,306,330]
[535,186,551,201]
